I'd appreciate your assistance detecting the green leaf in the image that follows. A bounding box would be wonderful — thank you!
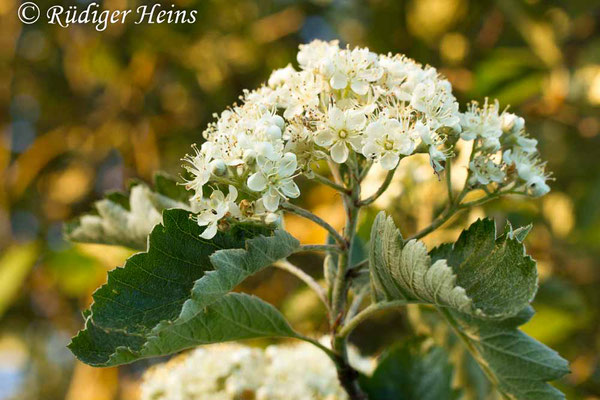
[153,172,191,203]
[69,208,300,367]
[362,338,459,400]
[65,174,190,251]
[430,218,538,318]
[368,212,473,313]
[367,213,568,398]
[441,307,570,400]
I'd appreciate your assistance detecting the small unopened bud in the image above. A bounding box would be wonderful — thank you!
[209,159,227,176]
[271,115,285,129]
[266,124,282,140]
[501,113,525,134]
[527,176,550,197]
[243,150,256,165]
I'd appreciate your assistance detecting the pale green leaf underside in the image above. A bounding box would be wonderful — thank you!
[69,208,299,366]
[368,213,569,399]
[369,212,473,314]
[65,173,190,251]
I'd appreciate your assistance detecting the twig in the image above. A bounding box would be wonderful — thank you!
[338,300,412,338]
[298,244,342,253]
[358,167,397,206]
[281,201,346,247]
[273,260,330,313]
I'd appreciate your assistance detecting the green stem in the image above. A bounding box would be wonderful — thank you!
[328,162,367,400]
[445,161,454,204]
[298,335,338,361]
[312,172,351,193]
[299,244,342,253]
[358,167,397,206]
[408,188,527,241]
[338,300,411,338]
[273,260,330,313]
[281,201,345,246]
[437,307,500,387]
[346,286,369,321]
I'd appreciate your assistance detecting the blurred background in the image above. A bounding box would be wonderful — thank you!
[1,0,599,398]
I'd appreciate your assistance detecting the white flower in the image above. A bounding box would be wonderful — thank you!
[503,148,538,182]
[469,156,505,185]
[503,148,549,196]
[526,175,550,197]
[268,64,297,87]
[460,100,503,150]
[180,40,551,226]
[315,106,367,163]
[501,112,525,134]
[379,55,427,101]
[247,153,300,212]
[362,115,417,170]
[182,142,218,200]
[140,340,372,400]
[324,47,383,95]
[297,40,340,73]
[411,78,461,132]
[278,71,323,119]
[195,185,240,239]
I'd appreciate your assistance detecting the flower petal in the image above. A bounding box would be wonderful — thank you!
[280,179,300,198]
[328,107,345,131]
[247,172,267,192]
[330,141,349,163]
[380,152,400,170]
[347,134,364,151]
[346,110,367,131]
[278,153,298,177]
[365,120,384,138]
[315,130,335,147]
[330,72,348,90]
[200,222,218,239]
[362,141,380,158]
[263,192,280,212]
[350,79,369,95]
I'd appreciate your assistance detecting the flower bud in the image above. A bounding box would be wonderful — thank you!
[527,175,550,197]
[209,159,227,176]
[271,115,285,129]
[266,124,282,140]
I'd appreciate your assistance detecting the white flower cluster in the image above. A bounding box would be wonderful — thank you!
[140,340,372,400]
[460,99,550,196]
[182,40,549,238]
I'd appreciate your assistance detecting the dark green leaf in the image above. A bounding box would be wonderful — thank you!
[153,172,191,203]
[69,209,300,366]
[362,337,459,400]
[430,218,538,318]
[441,307,570,400]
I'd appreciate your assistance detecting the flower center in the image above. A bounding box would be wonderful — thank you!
[384,140,394,150]
[338,129,348,139]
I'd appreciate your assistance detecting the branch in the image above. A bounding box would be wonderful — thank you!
[312,172,351,194]
[281,201,346,246]
[358,167,397,206]
[338,300,412,338]
[273,260,330,313]
[346,286,369,321]
[408,188,528,241]
[297,335,337,361]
